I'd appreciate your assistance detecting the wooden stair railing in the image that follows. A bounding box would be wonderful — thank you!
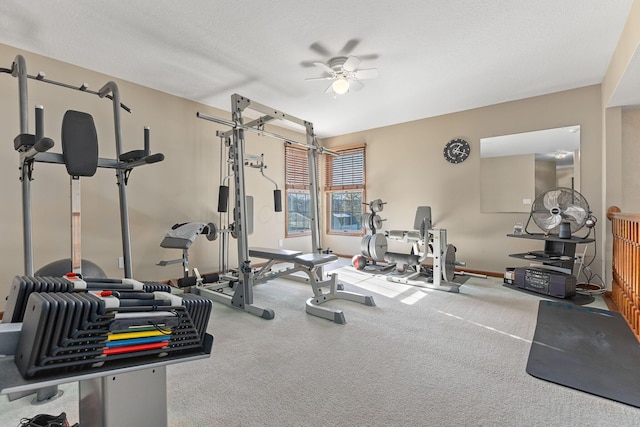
[607,206,640,340]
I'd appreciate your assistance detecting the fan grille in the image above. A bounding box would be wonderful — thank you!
[530,187,590,234]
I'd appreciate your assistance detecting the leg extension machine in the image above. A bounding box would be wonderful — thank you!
[384,206,465,292]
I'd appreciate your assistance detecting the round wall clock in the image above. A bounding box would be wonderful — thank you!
[443,138,470,164]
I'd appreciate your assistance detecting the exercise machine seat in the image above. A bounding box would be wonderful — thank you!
[387,230,422,243]
[293,253,338,269]
[249,247,302,261]
[161,222,210,249]
[61,110,98,177]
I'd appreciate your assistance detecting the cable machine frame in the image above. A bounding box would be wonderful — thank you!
[197,94,337,319]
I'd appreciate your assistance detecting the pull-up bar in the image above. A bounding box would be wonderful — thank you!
[1,55,132,117]
[196,111,337,155]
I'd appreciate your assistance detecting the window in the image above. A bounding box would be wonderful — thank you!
[324,144,366,235]
[285,144,311,236]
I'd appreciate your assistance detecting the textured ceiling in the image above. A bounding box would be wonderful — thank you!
[0,0,636,138]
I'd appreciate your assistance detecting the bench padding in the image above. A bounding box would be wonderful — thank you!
[293,253,338,269]
[249,247,337,269]
[161,222,208,249]
[249,247,302,261]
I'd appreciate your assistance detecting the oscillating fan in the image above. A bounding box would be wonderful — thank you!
[525,187,593,238]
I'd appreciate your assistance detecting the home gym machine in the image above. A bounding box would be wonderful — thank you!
[354,203,468,292]
[195,94,375,324]
[385,206,476,292]
[0,55,212,427]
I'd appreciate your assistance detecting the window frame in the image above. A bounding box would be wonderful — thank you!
[284,144,311,237]
[324,143,366,236]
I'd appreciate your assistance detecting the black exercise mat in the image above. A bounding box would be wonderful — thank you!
[503,282,594,305]
[527,300,640,408]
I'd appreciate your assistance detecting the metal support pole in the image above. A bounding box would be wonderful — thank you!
[229,96,253,308]
[99,82,133,278]
[306,130,322,254]
[13,56,34,275]
[20,167,33,276]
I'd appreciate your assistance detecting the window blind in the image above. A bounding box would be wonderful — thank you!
[324,144,366,190]
[285,144,309,189]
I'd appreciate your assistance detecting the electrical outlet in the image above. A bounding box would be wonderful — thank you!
[118,257,124,269]
[278,239,284,247]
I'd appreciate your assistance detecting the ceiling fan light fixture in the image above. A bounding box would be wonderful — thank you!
[332,77,350,94]
[554,151,568,159]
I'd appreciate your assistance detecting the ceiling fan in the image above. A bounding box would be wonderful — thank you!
[306,56,378,95]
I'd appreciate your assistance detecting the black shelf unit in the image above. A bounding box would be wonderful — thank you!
[506,233,594,274]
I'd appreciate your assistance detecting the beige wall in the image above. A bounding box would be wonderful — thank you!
[322,86,604,275]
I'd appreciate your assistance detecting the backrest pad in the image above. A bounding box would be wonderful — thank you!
[61,110,98,177]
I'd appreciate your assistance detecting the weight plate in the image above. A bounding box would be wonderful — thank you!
[442,244,456,282]
[360,235,372,257]
[372,215,383,230]
[368,233,388,262]
[205,222,219,241]
[370,199,384,213]
[362,213,372,230]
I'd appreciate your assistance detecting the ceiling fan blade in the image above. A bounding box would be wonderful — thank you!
[305,76,334,81]
[354,68,379,80]
[339,39,360,55]
[313,62,335,74]
[538,214,562,230]
[300,60,322,68]
[309,42,331,57]
[342,56,361,72]
[350,79,365,91]
[358,53,380,61]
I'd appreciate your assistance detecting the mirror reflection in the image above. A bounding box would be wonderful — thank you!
[480,126,580,213]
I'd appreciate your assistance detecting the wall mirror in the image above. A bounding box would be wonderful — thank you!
[480,125,580,213]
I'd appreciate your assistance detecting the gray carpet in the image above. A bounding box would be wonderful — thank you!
[2,267,639,426]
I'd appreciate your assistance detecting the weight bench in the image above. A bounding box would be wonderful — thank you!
[249,247,375,324]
